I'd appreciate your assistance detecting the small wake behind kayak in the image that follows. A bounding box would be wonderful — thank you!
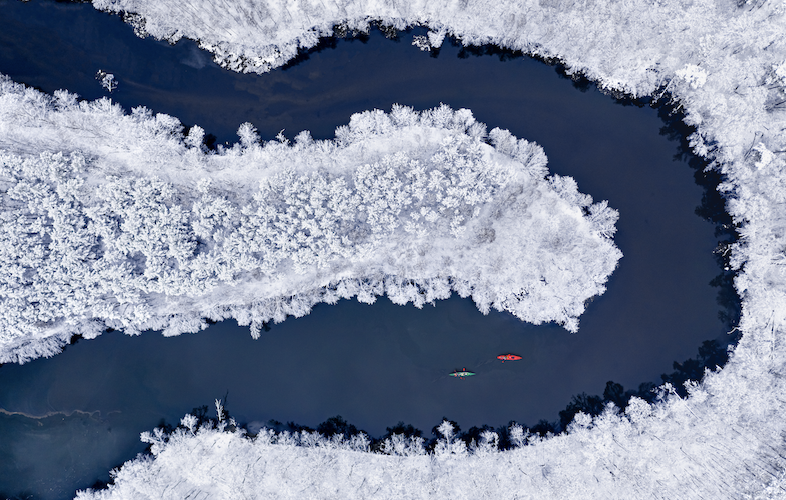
[497,354,522,362]
[450,368,475,379]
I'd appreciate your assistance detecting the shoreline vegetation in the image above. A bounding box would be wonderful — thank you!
[60,0,786,497]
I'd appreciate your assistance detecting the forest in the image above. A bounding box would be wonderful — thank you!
[0,83,620,363]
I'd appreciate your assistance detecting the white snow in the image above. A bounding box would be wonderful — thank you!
[75,400,784,499]
[0,79,620,363]
[65,0,786,497]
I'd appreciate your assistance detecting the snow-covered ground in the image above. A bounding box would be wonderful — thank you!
[62,0,786,498]
[73,401,786,499]
[0,79,620,364]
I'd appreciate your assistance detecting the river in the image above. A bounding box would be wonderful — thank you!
[0,1,733,498]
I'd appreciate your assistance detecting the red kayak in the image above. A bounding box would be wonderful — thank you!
[497,354,522,362]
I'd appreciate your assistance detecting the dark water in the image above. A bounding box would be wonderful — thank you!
[0,1,732,498]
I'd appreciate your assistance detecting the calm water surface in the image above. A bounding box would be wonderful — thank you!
[0,1,731,498]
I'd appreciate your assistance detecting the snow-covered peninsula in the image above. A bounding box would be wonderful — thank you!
[63,0,786,498]
[0,79,620,364]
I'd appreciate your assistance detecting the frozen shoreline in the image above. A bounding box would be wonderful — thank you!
[63,0,786,497]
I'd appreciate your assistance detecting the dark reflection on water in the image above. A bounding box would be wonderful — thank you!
[0,1,736,498]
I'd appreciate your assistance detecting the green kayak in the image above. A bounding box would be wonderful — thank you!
[450,368,475,379]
